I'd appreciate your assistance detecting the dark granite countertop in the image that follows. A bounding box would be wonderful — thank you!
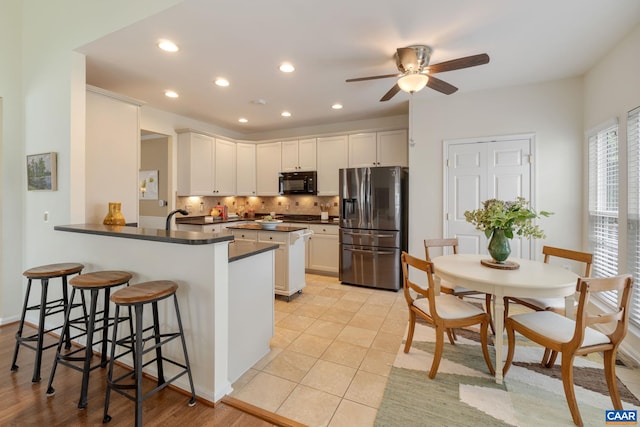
[55,224,234,245]
[228,241,279,262]
[175,216,246,226]
[225,223,308,232]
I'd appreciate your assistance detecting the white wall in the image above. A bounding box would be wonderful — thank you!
[408,78,584,260]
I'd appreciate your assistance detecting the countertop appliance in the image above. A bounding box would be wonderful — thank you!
[279,171,317,195]
[339,166,408,291]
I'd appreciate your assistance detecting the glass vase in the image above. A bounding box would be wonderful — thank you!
[103,202,126,226]
[488,229,511,263]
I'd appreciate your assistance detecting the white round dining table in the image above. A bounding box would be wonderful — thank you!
[432,254,579,384]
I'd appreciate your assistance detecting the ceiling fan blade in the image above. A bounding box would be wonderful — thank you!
[427,53,490,74]
[426,75,458,95]
[397,47,419,71]
[346,73,400,82]
[380,84,401,102]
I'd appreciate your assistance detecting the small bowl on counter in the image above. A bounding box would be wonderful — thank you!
[254,219,283,230]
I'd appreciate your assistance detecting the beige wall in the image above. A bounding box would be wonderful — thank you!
[140,136,171,217]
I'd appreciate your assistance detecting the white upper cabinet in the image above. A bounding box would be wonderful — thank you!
[256,142,282,195]
[348,129,408,167]
[236,142,256,196]
[177,132,215,196]
[282,138,317,172]
[177,131,236,196]
[317,135,348,195]
[214,138,236,195]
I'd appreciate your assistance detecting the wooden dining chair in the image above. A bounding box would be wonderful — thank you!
[401,251,495,379]
[504,246,593,366]
[503,274,633,427]
[424,238,495,337]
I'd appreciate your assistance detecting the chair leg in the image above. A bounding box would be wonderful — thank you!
[446,328,456,345]
[480,319,495,376]
[541,348,559,367]
[429,326,445,379]
[603,350,623,410]
[503,320,516,376]
[560,353,583,427]
[404,311,416,353]
[11,278,33,372]
[32,279,50,383]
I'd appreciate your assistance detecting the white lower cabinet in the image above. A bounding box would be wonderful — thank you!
[230,228,307,298]
[176,223,222,233]
[307,224,339,274]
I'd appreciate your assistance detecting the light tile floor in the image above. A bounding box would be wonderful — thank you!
[231,273,640,427]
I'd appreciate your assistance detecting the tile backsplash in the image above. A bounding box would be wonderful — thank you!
[176,195,340,218]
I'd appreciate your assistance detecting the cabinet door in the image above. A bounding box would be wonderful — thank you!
[177,132,214,196]
[281,140,299,172]
[214,138,236,195]
[236,143,256,196]
[317,135,348,196]
[308,233,339,273]
[298,138,317,171]
[377,129,408,167]
[348,133,377,167]
[256,142,282,195]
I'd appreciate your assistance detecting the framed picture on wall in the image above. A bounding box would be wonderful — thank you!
[27,152,57,191]
[139,170,159,200]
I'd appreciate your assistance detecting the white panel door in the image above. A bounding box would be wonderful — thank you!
[446,137,532,259]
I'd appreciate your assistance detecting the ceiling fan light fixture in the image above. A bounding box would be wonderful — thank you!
[397,73,429,93]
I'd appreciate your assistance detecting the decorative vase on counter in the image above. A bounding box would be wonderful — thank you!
[103,202,126,226]
[487,229,511,263]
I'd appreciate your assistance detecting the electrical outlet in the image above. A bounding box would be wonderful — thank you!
[43,211,49,222]
[158,200,166,207]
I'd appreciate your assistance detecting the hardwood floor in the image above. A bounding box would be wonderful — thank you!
[0,323,301,426]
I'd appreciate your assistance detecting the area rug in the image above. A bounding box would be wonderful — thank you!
[374,323,640,427]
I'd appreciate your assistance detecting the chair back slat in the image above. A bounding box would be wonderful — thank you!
[401,252,437,318]
[542,246,593,277]
[424,238,458,262]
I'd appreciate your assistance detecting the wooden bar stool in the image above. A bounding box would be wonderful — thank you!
[103,280,196,426]
[46,270,133,409]
[11,262,84,383]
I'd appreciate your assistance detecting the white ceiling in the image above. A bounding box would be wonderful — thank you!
[79,0,640,136]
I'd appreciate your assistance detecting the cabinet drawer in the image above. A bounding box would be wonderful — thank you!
[231,229,258,241]
[258,231,287,244]
[309,224,339,235]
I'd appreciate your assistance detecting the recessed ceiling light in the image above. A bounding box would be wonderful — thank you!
[279,62,295,73]
[281,111,291,117]
[215,78,230,87]
[164,90,179,98]
[238,118,248,123]
[332,103,343,110]
[158,40,179,52]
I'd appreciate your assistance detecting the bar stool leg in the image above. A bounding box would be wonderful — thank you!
[151,302,165,386]
[32,279,50,382]
[78,288,99,409]
[173,294,197,405]
[10,279,33,372]
[46,287,78,396]
[100,288,112,368]
[134,304,144,427]
[61,275,72,350]
[102,304,120,424]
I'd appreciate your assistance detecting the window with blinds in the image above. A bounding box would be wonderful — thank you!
[627,106,640,328]
[587,121,619,308]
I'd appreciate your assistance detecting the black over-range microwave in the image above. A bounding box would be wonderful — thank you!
[279,171,317,195]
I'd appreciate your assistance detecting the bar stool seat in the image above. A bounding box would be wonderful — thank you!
[103,280,196,426]
[11,262,84,383]
[46,270,132,409]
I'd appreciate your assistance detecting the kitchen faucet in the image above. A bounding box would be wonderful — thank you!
[165,209,189,231]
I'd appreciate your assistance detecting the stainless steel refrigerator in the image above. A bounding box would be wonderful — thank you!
[339,166,408,291]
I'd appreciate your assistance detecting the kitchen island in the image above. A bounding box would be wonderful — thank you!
[53,224,277,402]
[226,223,311,299]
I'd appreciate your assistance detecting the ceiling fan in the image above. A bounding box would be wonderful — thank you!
[346,45,490,102]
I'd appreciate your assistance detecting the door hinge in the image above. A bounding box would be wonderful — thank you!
[526,154,533,164]
[445,212,449,221]
[446,159,450,167]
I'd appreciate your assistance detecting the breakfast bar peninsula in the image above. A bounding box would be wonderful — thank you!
[54,224,278,403]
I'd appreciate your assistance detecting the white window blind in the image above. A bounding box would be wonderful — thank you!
[588,121,619,308]
[627,106,640,328]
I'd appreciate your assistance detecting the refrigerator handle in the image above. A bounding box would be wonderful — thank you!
[343,247,395,255]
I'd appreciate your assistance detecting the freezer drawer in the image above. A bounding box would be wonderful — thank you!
[339,244,401,290]
[340,228,400,248]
